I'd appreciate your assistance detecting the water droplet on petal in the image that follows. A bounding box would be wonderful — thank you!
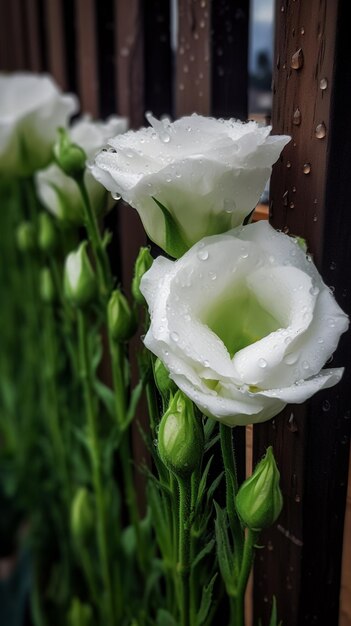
[112,192,121,201]
[171,331,179,342]
[258,358,267,368]
[302,360,310,370]
[197,249,209,261]
[203,359,210,367]
[209,271,217,280]
[284,353,298,365]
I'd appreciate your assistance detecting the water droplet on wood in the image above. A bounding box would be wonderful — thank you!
[315,122,326,139]
[293,107,301,125]
[291,48,304,69]
[320,77,328,90]
[303,163,311,174]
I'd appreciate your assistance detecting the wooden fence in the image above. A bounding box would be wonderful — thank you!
[0,1,350,625]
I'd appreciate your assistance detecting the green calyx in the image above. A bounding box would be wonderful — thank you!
[16,221,36,253]
[39,267,55,304]
[38,212,57,252]
[68,597,93,626]
[154,358,177,399]
[70,487,95,545]
[158,390,204,478]
[53,127,87,178]
[235,446,283,531]
[132,246,153,305]
[152,197,189,259]
[108,289,137,342]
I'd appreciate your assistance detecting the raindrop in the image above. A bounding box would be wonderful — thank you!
[179,83,185,91]
[303,163,311,174]
[302,360,310,370]
[312,214,318,222]
[199,19,206,28]
[315,122,326,139]
[283,226,290,234]
[322,399,331,412]
[301,26,305,35]
[283,190,289,206]
[267,540,274,551]
[209,271,217,280]
[112,192,121,201]
[203,359,210,367]
[197,249,209,261]
[330,261,337,270]
[291,48,304,69]
[292,186,297,193]
[286,160,292,168]
[284,353,298,365]
[240,250,249,259]
[290,202,295,209]
[310,286,320,296]
[327,317,335,327]
[317,337,324,344]
[120,46,129,57]
[293,107,302,125]
[288,413,299,432]
[258,358,267,368]
[183,64,189,73]
[295,494,301,503]
[171,331,179,342]
[320,77,328,90]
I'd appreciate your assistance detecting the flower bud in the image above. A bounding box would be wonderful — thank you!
[158,390,204,478]
[68,598,93,626]
[39,268,55,303]
[53,127,87,178]
[70,487,94,545]
[16,221,36,253]
[108,289,137,342]
[38,213,56,252]
[132,246,153,304]
[154,358,177,398]
[236,446,283,531]
[64,241,96,307]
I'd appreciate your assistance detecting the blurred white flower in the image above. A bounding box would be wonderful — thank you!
[36,115,128,224]
[91,113,290,254]
[141,221,348,427]
[0,72,78,177]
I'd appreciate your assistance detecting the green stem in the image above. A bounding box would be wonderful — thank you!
[76,175,111,297]
[177,476,192,626]
[189,471,200,626]
[219,424,244,574]
[77,310,115,624]
[230,529,258,626]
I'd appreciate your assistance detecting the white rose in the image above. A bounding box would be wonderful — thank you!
[0,72,78,177]
[90,113,290,254]
[141,221,348,427]
[36,115,128,224]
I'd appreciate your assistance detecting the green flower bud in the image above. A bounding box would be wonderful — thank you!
[64,241,96,307]
[70,487,94,545]
[39,268,55,303]
[53,127,87,178]
[38,213,56,252]
[158,390,204,478]
[108,289,137,342]
[236,446,283,531]
[132,246,153,304]
[16,221,36,253]
[154,358,177,398]
[68,598,93,626]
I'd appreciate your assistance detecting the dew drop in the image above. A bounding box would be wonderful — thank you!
[301,26,305,35]
[292,186,297,193]
[209,271,217,280]
[112,192,121,201]
[309,286,320,296]
[315,122,326,139]
[288,413,299,432]
[322,399,331,412]
[320,77,328,90]
[203,359,210,367]
[317,337,324,344]
[171,331,179,342]
[327,317,335,328]
[290,202,295,209]
[258,358,267,368]
[312,214,318,222]
[197,249,209,261]
[302,360,310,370]
[286,160,292,168]
[330,261,337,270]
[303,163,311,174]
[295,494,301,503]
[293,107,302,125]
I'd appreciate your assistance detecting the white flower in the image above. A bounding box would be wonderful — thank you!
[141,221,348,427]
[36,115,128,223]
[90,113,290,254]
[0,72,78,177]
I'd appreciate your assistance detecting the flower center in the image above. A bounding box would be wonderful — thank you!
[200,283,280,358]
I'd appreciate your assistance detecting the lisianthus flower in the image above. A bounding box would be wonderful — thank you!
[36,115,128,224]
[0,72,78,177]
[90,113,290,255]
[141,221,348,426]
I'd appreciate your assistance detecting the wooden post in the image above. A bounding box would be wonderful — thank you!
[253,1,351,625]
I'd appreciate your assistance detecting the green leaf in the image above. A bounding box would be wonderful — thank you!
[152,196,188,258]
[125,379,144,428]
[94,380,116,418]
[196,455,214,507]
[269,596,282,626]
[196,573,218,626]
[214,502,235,594]
[191,538,215,570]
[156,609,178,626]
[206,471,224,504]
